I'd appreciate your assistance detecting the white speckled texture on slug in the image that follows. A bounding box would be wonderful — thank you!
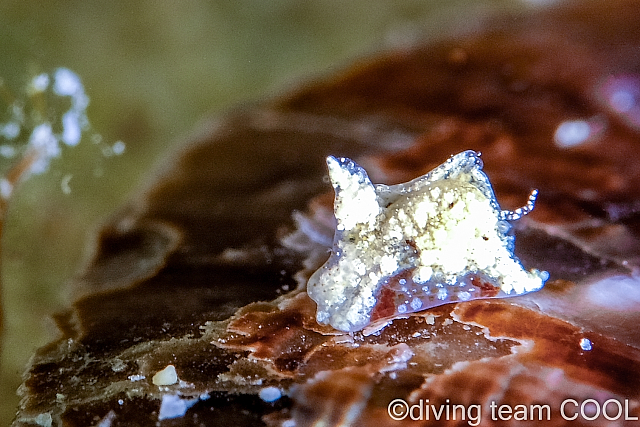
[307,151,548,332]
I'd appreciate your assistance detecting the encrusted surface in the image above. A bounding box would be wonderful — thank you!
[14,0,640,426]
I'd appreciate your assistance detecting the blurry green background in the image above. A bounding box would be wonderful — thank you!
[0,0,528,423]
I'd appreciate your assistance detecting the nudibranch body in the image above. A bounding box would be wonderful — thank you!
[307,151,548,333]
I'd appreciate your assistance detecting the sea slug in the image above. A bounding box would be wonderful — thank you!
[307,151,548,332]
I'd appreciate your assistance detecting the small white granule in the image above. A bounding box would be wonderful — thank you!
[0,179,13,199]
[61,110,82,146]
[31,73,50,92]
[112,140,126,155]
[259,386,282,402]
[554,120,591,147]
[28,123,60,174]
[153,365,178,386]
[53,68,82,96]
[1,123,20,140]
[579,338,592,351]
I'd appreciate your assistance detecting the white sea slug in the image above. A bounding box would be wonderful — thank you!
[307,150,548,332]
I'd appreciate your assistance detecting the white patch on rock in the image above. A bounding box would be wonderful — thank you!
[153,364,178,386]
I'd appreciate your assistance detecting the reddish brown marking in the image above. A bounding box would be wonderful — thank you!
[370,286,396,322]
[470,275,500,297]
[405,239,420,255]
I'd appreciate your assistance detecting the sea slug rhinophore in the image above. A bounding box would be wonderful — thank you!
[307,151,548,332]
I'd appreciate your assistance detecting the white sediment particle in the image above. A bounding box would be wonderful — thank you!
[554,117,605,149]
[96,410,116,427]
[112,140,126,155]
[158,394,197,420]
[554,120,591,147]
[61,110,82,146]
[61,174,72,194]
[28,123,60,174]
[0,144,16,157]
[381,343,414,372]
[53,68,83,97]
[29,124,58,155]
[31,73,50,92]
[307,151,548,332]
[0,178,13,200]
[1,123,20,140]
[153,364,178,386]
[579,338,592,351]
[33,413,53,427]
[259,386,282,402]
